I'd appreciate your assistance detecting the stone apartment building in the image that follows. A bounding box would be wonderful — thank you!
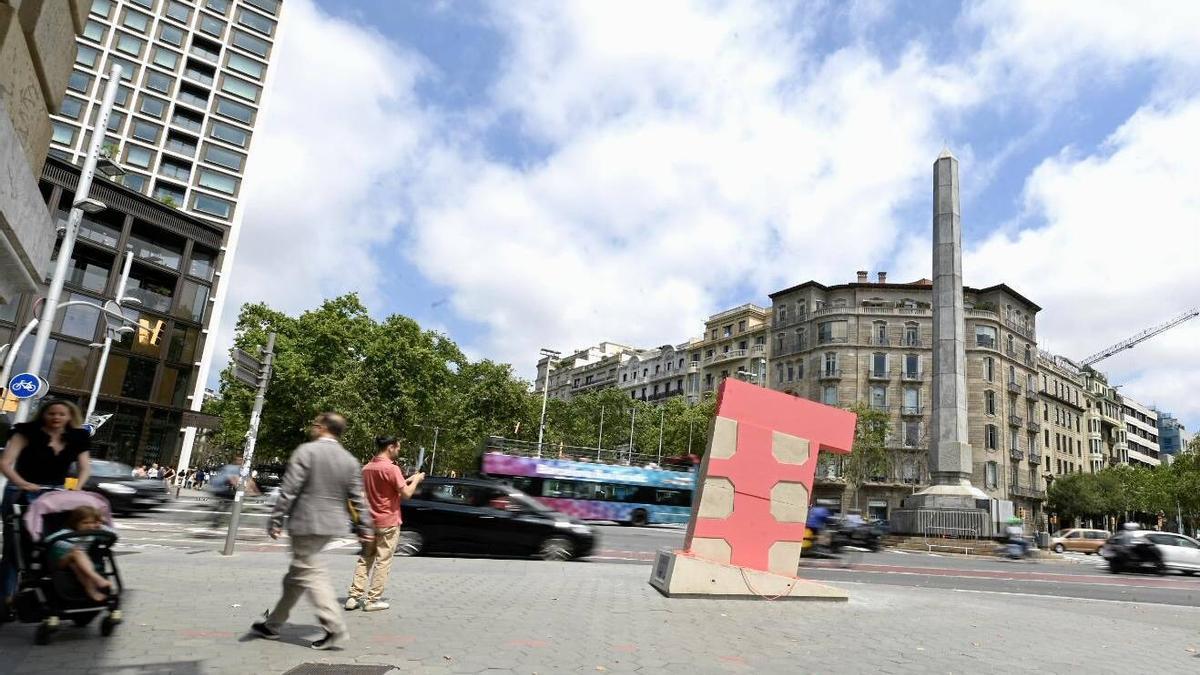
[1081,367,1128,469]
[691,303,769,397]
[768,271,1046,524]
[1036,352,1091,481]
[535,341,637,402]
[617,342,692,402]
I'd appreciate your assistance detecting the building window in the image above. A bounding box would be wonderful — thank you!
[870,385,886,410]
[152,47,180,71]
[796,328,806,350]
[199,14,227,38]
[165,1,191,23]
[822,385,837,406]
[203,144,244,171]
[871,352,886,377]
[904,322,919,346]
[139,95,167,119]
[231,29,270,58]
[159,23,184,47]
[220,74,261,102]
[75,44,100,69]
[904,354,919,378]
[818,320,847,344]
[82,20,107,43]
[778,306,788,323]
[131,119,161,143]
[68,70,92,94]
[91,0,113,18]
[206,0,231,14]
[122,9,151,33]
[986,424,997,450]
[51,122,76,146]
[237,7,277,35]
[984,356,994,382]
[210,121,249,147]
[58,96,85,120]
[197,168,239,195]
[904,387,919,413]
[985,390,995,416]
[124,144,153,169]
[245,0,280,15]
[1011,463,1020,489]
[904,421,920,447]
[115,32,146,57]
[823,352,837,376]
[145,70,173,94]
[214,97,254,124]
[975,325,997,348]
[193,194,234,219]
[985,462,998,489]
[873,321,887,345]
[224,53,264,82]
[1010,431,1019,451]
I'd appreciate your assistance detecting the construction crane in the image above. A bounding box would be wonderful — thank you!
[1079,307,1200,368]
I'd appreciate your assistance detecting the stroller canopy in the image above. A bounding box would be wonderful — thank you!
[22,491,113,541]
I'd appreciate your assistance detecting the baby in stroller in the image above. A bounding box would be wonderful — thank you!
[11,490,123,643]
[45,505,114,602]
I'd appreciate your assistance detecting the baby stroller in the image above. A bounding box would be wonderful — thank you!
[9,490,123,644]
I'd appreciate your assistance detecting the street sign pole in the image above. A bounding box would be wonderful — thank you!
[222,332,275,556]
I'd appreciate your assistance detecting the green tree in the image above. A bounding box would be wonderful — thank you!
[837,403,890,509]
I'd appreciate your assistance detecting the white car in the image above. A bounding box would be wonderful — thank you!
[1101,530,1200,575]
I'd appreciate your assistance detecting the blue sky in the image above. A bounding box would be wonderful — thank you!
[227,1,1200,432]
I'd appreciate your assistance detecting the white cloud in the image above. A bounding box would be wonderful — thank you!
[408,1,978,368]
[966,99,1200,426]
[218,0,429,343]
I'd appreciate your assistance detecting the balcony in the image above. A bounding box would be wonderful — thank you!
[1010,484,1046,500]
[1009,448,1024,461]
[975,336,997,349]
[1006,346,1018,358]
[647,389,681,402]
[817,335,848,345]
[1028,420,1041,433]
[869,403,889,413]
[1006,318,1036,340]
[687,362,699,374]
[870,337,891,346]
[710,349,748,364]
[1008,414,1023,427]
[1028,449,1042,464]
[818,368,843,381]
[867,369,891,381]
[966,308,1000,321]
[901,405,924,417]
[1024,388,1039,401]
[901,338,923,348]
[750,344,766,356]
[901,371,923,382]
[1007,382,1021,394]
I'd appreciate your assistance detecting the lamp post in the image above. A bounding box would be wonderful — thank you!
[413,423,440,476]
[15,64,123,423]
[535,348,560,458]
[596,407,604,461]
[84,250,136,421]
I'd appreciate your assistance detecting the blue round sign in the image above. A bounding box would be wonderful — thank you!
[7,372,43,400]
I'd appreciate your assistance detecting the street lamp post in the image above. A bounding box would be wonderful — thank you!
[84,251,136,421]
[535,348,560,458]
[657,405,665,464]
[413,423,441,476]
[627,406,636,464]
[15,64,123,423]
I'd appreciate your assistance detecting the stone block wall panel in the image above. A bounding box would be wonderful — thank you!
[17,0,78,111]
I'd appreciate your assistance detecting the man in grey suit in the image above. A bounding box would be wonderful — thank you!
[251,412,373,650]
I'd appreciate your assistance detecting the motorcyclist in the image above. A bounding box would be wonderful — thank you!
[1004,516,1027,558]
[806,504,834,554]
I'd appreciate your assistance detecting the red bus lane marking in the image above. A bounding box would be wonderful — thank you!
[813,562,1200,590]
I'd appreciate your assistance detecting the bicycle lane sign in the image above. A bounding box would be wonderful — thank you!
[7,372,48,401]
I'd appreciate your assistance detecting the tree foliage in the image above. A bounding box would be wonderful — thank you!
[204,295,719,474]
[1048,457,1200,532]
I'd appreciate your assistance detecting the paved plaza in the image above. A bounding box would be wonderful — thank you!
[2,546,1198,674]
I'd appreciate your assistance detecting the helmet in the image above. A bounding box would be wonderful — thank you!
[1008,516,1022,524]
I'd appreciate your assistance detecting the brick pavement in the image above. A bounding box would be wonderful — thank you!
[2,547,1198,674]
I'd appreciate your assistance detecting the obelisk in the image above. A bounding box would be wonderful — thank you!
[929,147,974,490]
[900,148,988,521]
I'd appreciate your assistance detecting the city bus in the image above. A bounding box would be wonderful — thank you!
[479,437,697,526]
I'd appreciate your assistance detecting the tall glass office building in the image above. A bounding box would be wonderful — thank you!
[7,0,283,466]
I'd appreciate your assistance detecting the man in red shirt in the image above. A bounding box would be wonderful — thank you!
[344,436,424,612]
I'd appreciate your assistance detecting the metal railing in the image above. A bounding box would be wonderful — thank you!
[923,526,982,554]
[1009,448,1024,461]
[868,369,891,381]
[901,405,924,416]
[1010,484,1046,499]
[1024,388,1039,401]
[901,371,922,381]
[1028,450,1042,464]
[1009,414,1023,427]
[1028,420,1041,433]
[817,336,849,345]
[1007,382,1022,394]
[818,368,843,380]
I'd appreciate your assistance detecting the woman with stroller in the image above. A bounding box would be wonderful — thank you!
[0,400,92,621]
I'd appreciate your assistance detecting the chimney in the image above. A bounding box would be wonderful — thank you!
[877,271,887,284]
[856,270,869,283]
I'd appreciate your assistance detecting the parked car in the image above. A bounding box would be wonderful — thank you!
[397,477,597,561]
[78,460,171,514]
[1049,528,1110,554]
[1100,529,1200,575]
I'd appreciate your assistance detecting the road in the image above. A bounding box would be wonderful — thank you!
[120,499,1200,608]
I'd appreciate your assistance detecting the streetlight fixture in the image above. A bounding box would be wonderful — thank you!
[535,347,560,458]
[14,64,123,424]
[96,156,125,179]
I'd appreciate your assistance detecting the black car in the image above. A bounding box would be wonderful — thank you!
[80,460,171,514]
[398,478,597,561]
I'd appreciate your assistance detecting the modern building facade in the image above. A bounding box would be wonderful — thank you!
[1080,367,1128,469]
[1122,397,1161,467]
[769,272,1046,524]
[45,0,283,467]
[1,1,87,303]
[1156,411,1188,457]
[0,156,223,465]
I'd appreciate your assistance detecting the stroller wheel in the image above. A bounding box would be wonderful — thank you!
[101,615,118,637]
[34,622,54,645]
[72,611,100,627]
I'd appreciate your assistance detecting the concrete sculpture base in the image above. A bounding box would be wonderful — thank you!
[649,549,848,601]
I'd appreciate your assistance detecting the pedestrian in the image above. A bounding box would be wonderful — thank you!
[344,436,424,612]
[148,463,160,480]
[251,413,373,650]
[194,468,205,489]
[0,400,92,620]
[161,464,176,488]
